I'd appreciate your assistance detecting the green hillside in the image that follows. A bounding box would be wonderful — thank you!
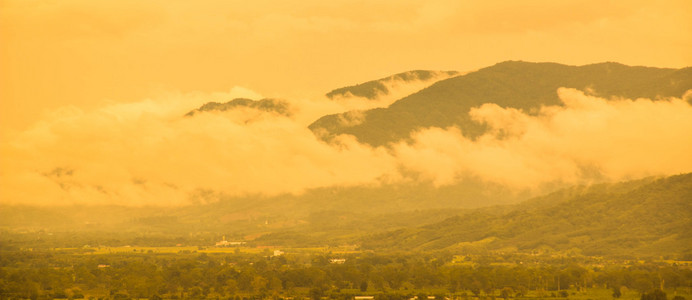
[185,98,291,116]
[0,180,523,245]
[311,61,692,146]
[362,173,692,258]
[325,70,459,100]
[3,174,690,259]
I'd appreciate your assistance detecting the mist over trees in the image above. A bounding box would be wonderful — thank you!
[1,61,691,299]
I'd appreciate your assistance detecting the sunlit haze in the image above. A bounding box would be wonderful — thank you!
[1,0,691,206]
[2,2,692,299]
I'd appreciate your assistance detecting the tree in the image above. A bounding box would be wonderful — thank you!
[309,287,324,300]
[469,280,482,297]
[251,275,268,295]
[268,276,283,292]
[641,289,667,300]
[612,286,622,298]
[224,279,238,295]
[360,281,368,292]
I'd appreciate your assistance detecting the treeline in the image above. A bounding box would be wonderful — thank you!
[1,250,691,299]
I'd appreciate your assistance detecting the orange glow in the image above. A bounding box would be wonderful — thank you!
[1,1,691,206]
[2,0,691,132]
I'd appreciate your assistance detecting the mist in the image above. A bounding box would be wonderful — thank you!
[395,88,692,189]
[1,86,691,206]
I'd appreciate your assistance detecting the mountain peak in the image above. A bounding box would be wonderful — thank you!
[326,70,459,100]
[186,98,291,117]
[310,61,691,146]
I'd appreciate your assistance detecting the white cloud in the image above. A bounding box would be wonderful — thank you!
[0,87,398,206]
[2,87,690,206]
[394,88,692,188]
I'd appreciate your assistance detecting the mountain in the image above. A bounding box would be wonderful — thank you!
[3,173,690,258]
[185,98,291,117]
[361,173,692,257]
[3,62,690,257]
[0,180,521,242]
[311,61,692,146]
[325,70,459,100]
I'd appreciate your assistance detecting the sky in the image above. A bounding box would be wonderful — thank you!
[1,0,691,206]
[2,0,691,131]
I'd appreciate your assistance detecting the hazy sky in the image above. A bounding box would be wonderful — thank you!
[2,0,691,132]
[1,1,691,206]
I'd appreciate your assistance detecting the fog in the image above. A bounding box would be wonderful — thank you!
[1,86,691,206]
[395,88,692,189]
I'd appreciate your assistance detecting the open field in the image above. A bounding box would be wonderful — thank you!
[50,246,350,255]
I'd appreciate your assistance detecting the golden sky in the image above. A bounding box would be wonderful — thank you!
[1,0,692,206]
[2,0,691,132]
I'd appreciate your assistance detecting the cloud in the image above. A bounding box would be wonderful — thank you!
[1,87,691,206]
[0,87,398,206]
[3,0,690,137]
[327,70,459,111]
[394,88,692,188]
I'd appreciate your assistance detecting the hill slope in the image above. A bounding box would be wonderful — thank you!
[362,173,692,257]
[326,70,459,100]
[185,98,291,116]
[311,61,692,146]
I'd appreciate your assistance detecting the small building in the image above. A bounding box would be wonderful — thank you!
[329,258,346,264]
[215,236,246,247]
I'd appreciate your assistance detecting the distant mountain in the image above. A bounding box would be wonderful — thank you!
[311,61,692,146]
[361,173,692,257]
[326,70,459,100]
[186,98,291,117]
[0,180,522,236]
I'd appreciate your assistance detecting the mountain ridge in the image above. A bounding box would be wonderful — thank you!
[361,172,692,257]
[185,98,292,117]
[325,70,460,100]
[310,61,692,146]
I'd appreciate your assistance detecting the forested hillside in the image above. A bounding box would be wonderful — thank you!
[186,98,292,117]
[325,70,459,100]
[311,62,692,146]
[363,173,692,258]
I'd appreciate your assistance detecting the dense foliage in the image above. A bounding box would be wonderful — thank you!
[1,248,691,300]
[362,174,692,258]
[186,98,292,117]
[311,61,692,146]
[2,174,691,260]
[325,70,458,100]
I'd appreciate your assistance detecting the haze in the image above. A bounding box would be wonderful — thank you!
[1,1,692,207]
[2,0,691,131]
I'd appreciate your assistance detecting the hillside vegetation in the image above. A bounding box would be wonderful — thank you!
[186,98,291,116]
[362,173,692,258]
[326,70,459,100]
[311,61,692,146]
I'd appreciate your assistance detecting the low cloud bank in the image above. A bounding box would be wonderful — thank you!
[1,87,690,206]
[395,88,692,188]
[0,87,399,206]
